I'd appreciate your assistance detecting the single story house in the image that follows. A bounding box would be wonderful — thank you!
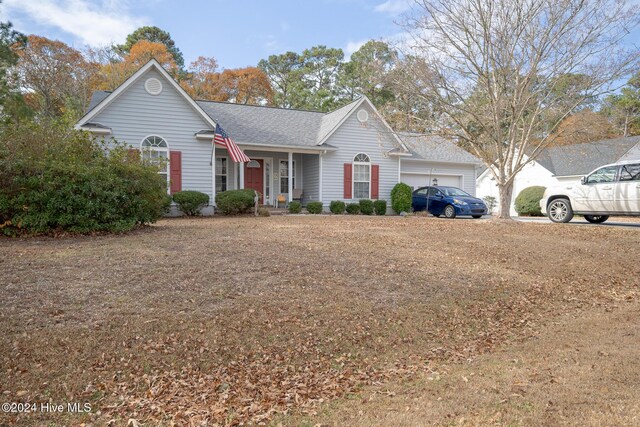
[477,136,640,215]
[76,59,481,212]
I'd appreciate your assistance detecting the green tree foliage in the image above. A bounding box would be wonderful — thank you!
[0,119,170,235]
[116,26,184,68]
[603,72,640,137]
[0,12,26,111]
[339,41,396,107]
[259,46,345,111]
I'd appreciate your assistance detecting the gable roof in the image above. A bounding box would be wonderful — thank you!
[197,100,326,148]
[536,136,640,176]
[399,133,482,164]
[75,59,217,130]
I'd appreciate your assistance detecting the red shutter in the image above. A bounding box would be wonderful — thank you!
[344,163,352,199]
[371,164,379,199]
[169,151,182,194]
[127,148,140,161]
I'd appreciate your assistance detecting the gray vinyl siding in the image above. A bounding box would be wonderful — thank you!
[321,103,400,205]
[302,154,319,202]
[92,68,215,198]
[401,160,477,196]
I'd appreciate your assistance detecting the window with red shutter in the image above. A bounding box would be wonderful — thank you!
[344,163,352,199]
[371,164,379,199]
[169,151,182,194]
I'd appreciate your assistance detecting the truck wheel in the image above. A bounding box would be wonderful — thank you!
[548,198,574,223]
[584,215,609,224]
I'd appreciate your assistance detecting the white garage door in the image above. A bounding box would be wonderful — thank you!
[401,173,462,190]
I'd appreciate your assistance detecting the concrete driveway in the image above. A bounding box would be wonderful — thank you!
[515,216,640,229]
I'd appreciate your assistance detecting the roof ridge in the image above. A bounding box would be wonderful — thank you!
[195,99,326,114]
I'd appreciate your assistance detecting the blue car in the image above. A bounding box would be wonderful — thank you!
[412,186,488,219]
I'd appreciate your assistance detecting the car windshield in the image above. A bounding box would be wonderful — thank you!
[439,187,470,197]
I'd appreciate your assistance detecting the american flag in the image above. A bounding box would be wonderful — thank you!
[213,123,250,163]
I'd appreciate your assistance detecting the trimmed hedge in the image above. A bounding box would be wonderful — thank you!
[373,200,387,215]
[346,203,361,214]
[359,199,374,215]
[173,190,209,216]
[215,189,256,215]
[515,186,546,216]
[329,200,345,214]
[288,201,302,214]
[391,183,412,214]
[306,201,323,214]
[0,120,170,235]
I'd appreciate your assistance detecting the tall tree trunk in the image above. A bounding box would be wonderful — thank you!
[497,181,514,219]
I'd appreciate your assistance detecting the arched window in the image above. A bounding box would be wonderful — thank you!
[141,135,169,187]
[353,152,371,199]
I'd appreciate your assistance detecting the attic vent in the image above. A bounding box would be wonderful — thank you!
[357,109,369,123]
[144,78,163,95]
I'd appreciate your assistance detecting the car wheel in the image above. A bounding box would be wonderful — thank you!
[547,198,574,223]
[472,215,482,219]
[584,215,609,224]
[443,205,456,219]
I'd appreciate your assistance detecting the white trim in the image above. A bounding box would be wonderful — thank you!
[316,96,409,153]
[401,171,465,189]
[75,59,217,130]
[78,126,112,135]
[215,155,230,193]
[319,152,324,203]
[235,141,337,154]
[241,156,273,205]
[287,152,294,202]
[211,142,216,206]
[140,135,170,193]
[352,152,371,200]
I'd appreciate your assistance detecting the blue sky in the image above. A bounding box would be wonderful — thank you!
[1,0,411,68]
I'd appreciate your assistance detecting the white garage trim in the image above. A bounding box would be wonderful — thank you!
[400,172,464,189]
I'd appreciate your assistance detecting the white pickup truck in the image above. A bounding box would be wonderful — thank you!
[540,160,640,223]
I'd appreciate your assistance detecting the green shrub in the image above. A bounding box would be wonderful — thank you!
[0,120,169,235]
[515,186,546,216]
[172,191,209,216]
[306,201,323,214]
[215,189,256,215]
[258,207,270,217]
[391,183,412,214]
[373,200,387,215]
[329,200,345,214]
[288,201,302,214]
[346,203,361,214]
[359,199,374,215]
[483,195,497,212]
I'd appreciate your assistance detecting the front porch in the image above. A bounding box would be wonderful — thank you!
[212,147,325,207]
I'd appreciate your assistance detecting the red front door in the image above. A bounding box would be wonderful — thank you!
[244,159,264,204]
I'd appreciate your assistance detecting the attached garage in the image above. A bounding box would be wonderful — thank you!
[400,173,463,190]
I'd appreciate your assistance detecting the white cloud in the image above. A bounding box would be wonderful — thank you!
[374,0,412,15]
[344,39,367,59]
[3,0,147,46]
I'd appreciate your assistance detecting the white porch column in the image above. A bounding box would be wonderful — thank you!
[239,161,245,189]
[398,158,402,182]
[211,142,216,205]
[319,152,323,203]
[288,151,293,202]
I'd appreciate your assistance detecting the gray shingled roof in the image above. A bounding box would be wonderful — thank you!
[536,136,640,176]
[198,101,325,147]
[399,133,482,164]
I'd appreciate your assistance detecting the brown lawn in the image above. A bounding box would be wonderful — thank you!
[0,216,638,426]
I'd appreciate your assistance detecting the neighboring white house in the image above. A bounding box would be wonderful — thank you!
[75,59,481,213]
[477,136,640,215]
